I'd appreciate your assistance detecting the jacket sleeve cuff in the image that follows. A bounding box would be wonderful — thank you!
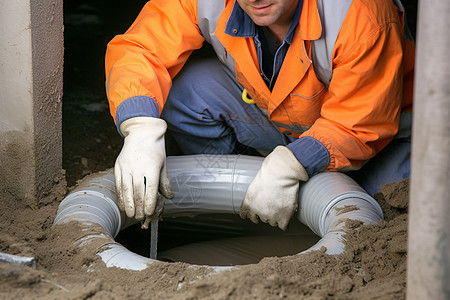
[115,96,160,134]
[286,136,330,177]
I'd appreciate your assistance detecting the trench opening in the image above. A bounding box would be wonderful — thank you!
[115,213,320,266]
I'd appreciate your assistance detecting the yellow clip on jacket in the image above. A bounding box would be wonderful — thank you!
[105,0,415,172]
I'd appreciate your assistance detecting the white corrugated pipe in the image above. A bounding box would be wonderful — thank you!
[53,154,383,271]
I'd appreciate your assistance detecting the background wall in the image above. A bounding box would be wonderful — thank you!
[62,0,147,186]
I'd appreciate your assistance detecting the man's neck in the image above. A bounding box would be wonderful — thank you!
[266,0,300,44]
[266,24,290,45]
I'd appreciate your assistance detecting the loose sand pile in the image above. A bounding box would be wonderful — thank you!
[0,178,409,299]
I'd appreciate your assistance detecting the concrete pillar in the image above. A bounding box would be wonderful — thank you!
[0,0,64,207]
[407,0,450,299]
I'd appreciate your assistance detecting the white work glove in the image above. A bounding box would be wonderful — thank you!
[240,146,309,230]
[114,117,174,221]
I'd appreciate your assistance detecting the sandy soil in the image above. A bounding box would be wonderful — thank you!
[0,1,416,299]
[0,179,409,299]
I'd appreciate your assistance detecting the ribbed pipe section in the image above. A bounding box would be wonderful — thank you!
[297,171,383,237]
[54,154,383,270]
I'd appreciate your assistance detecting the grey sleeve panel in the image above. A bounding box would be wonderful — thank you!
[197,0,236,75]
[312,0,413,85]
[311,0,353,87]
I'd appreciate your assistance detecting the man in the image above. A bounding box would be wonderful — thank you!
[105,0,414,231]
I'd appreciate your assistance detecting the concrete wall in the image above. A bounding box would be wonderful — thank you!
[0,0,64,206]
[407,0,450,298]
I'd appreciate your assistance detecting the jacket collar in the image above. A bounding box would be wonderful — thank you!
[225,1,256,37]
[224,0,321,42]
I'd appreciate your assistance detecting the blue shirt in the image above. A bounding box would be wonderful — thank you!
[225,1,302,90]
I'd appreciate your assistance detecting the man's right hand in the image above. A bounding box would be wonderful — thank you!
[114,117,174,221]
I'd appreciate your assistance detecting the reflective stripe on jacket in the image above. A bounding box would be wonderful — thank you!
[105,0,415,172]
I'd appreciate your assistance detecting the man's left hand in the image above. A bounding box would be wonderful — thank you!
[240,146,309,230]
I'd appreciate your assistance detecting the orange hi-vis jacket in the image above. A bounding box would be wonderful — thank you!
[105,0,415,173]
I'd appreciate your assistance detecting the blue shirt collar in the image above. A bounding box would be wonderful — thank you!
[225,0,303,44]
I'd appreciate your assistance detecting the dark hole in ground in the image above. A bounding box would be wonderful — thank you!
[115,214,320,265]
